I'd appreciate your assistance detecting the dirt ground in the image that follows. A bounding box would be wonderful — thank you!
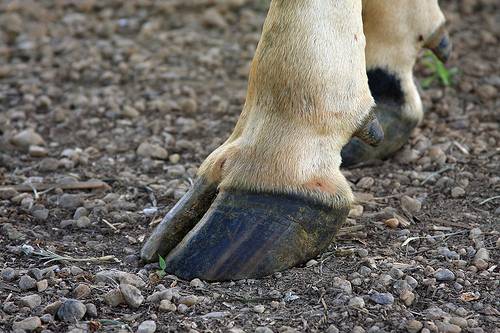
[0,0,498,332]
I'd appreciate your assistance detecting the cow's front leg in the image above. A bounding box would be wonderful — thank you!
[342,0,452,166]
[141,0,381,281]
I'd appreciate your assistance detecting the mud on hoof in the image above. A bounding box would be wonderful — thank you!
[162,189,349,281]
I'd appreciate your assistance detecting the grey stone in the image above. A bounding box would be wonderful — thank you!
[1,267,17,281]
[137,320,157,333]
[57,299,87,323]
[120,283,144,308]
[12,316,42,331]
[369,292,394,305]
[59,194,83,209]
[435,268,455,282]
[19,275,37,290]
[20,294,42,309]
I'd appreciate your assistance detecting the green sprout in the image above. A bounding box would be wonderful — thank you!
[157,255,167,277]
[420,50,458,89]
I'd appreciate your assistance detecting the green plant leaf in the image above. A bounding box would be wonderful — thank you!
[158,255,166,271]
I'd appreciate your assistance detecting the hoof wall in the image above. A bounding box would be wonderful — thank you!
[164,190,349,281]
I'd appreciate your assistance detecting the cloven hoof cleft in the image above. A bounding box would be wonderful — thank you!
[162,189,349,281]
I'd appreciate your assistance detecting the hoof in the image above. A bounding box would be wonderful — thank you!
[140,178,218,263]
[341,102,419,167]
[163,190,349,281]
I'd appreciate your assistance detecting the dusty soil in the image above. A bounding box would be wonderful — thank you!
[0,0,498,332]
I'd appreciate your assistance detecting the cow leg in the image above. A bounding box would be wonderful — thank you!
[342,0,452,166]
[141,0,380,281]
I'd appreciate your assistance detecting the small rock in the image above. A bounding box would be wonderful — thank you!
[435,268,455,282]
[255,327,274,333]
[306,259,318,267]
[20,294,42,309]
[436,321,461,333]
[0,187,18,199]
[400,290,416,306]
[104,289,125,307]
[73,207,89,219]
[352,326,366,333]
[75,216,91,228]
[1,267,17,281]
[95,270,146,288]
[137,142,168,160]
[57,299,87,323]
[147,289,173,303]
[177,303,189,313]
[43,301,62,315]
[11,129,45,148]
[38,157,60,171]
[349,204,364,217]
[29,145,48,157]
[201,8,228,29]
[369,292,394,305]
[32,208,49,221]
[406,320,423,333]
[12,316,42,331]
[332,277,352,294]
[178,295,199,307]
[73,284,91,299]
[40,313,53,323]
[159,299,176,312]
[401,196,422,214]
[19,275,37,290]
[348,296,365,308]
[451,187,465,198]
[59,194,83,209]
[120,283,144,308]
[253,304,265,313]
[449,317,468,328]
[357,177,374,189]
[384,218,400,229]
[473,248,489,270]
[137,320,157,333]
[326,325,340,333]
[189,278,204,288]
[85,303,98,318]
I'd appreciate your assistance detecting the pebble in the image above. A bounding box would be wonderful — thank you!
[137,142,168,160]
[2,267,17,281]
[38,157,59,171]
[352,326,366,333]
[19,275,37,290]
[255,327,274,333]
[120,283,144,308]
[436,321,461,333]
[369,292,394,305]
[29,145,48,157]
[40,313,53,323]
[32,208,49,221]
[95,270,146,288]
[357,177,374,189]
[201,8,228,29]
[449,317,468,328]
[137,320,157,333]
[20,294,42,309]
[73,207,89,219]
[169,153,181,164]
[86,303,98,318]
[102,284,125,305]
[57,299,87,323]
[332,277,352,294]
[178,295,199,307]
[159,299,176,312]
[11,129,45,148]
[73,284,91,299]
[348,296,365,308]
[75,216,91,228]
[0,187,18,200]
[177,303,189,313]
[349,204,364,217]
[406,320,423,333]
[147,289,173,303]
[59,194,83,209]
[400,290,416,306]
[473,248,489,270]
[189,278,204,288]
[326,325,340,333]
[451,187,465,198]
[253,304,265,313]
[401,196,422,214]
[12,316,42,331]
[43,301,62,315]
[435,268,455,281]
[384,218,400,229]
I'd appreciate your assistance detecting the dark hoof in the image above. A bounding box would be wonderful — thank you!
[163,190,349,281]
[140,178,217,263]
[341,102,419,167]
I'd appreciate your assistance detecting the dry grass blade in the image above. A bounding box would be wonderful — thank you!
[32,248,119,265]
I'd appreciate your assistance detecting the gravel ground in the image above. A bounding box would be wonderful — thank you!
[0,0,499,332]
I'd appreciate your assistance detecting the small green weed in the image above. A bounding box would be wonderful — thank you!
[157,255,167,277]
[421,50,458,89]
